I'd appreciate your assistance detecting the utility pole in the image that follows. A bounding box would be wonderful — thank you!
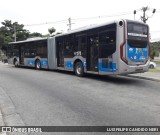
[14,25,16,42]
[67,17,72,31]
[134,7,156,23]
[68,17,71,31]
[67,17,74,31]
[141,6,149,23]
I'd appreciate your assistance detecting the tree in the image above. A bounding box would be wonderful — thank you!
[150,41,160,60]
[48,27,56,36]
[150,50,156,60]
[29,32,42,38]
[0,20,30,50]
[56,32,62,35]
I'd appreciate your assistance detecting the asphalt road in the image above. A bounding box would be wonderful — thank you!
[0,62,160,135]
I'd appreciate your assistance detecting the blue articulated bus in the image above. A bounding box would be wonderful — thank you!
[8,19,150,77]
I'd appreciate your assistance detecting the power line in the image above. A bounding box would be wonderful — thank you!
[151,31,160,33]
[72,11,134,22]
[24,20,67,27]
[24,10,135,27]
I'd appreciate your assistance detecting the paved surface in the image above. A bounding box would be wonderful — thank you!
[127,72,160,82]
[0,62,160,135]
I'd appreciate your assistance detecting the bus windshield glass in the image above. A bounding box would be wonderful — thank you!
[127,22,148,48]
[127,22,148,37]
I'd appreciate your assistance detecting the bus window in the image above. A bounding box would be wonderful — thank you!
[99,30,116,58]
[7,45,13,58]
[24,47,30,57]
[76,34,87,57]
[36,41,47,58]
[63,35,74,58]
[127,22,148,48]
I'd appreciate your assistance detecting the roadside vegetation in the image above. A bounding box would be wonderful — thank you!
[150,41,160,60]
[153,60,160,65]
[149,69,160,73]
[0,20,60,54]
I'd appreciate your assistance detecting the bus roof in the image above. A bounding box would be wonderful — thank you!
[55,19,148,37]
[8,37,47,45]
[55,20,117,37]
[8,19,148,44]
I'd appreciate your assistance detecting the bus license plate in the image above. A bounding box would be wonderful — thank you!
[135,67,143,72]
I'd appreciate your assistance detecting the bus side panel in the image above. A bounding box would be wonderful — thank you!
[48,38,57,69]
[24,57,48,69]
[116,20,126,74]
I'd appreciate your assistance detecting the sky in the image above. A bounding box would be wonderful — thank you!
[0,0,160,40]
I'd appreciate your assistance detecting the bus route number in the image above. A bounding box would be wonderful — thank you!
[74,51,81,56]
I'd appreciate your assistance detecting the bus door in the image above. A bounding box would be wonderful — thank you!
[87,35,99,72]
[19,46,24,64]
[98,29,116,72]
[57,37,64,67]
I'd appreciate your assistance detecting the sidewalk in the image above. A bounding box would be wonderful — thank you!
[0,105,5,135]
[127,71,160,82]
[0,109,5,126]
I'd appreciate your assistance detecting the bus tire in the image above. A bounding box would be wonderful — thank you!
[75,62,84,77]
[35,60,41,69]
[14,59,18,67]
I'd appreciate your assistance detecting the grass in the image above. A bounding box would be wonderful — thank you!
[149,69,160,73]
[153,60,160,65]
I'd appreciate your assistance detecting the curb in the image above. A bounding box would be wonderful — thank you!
[126,75,160,82]
[0,87,27,135]
[0,109,5,126]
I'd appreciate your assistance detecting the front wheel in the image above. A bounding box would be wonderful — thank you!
[75,62,84,77]
[35,60,41,69]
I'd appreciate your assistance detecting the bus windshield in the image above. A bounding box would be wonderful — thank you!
[127,22,148,48]
[128,23,148,36]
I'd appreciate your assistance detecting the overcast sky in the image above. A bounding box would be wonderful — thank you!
[0,0,160,40]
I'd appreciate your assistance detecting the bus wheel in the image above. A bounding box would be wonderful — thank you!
[14,59,18,67]
[75,62,84,77]
[35,60,41,69]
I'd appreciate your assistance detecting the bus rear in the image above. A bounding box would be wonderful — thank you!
[118,20,150,74]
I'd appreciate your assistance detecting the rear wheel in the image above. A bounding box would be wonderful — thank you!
[35,60,41,69]
[75,62,84,77]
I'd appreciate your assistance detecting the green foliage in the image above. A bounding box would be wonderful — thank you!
[0,19,59,52]
[149,69,160,72]
[150,50,156,60]
[29,32,42,38]
[42,34,50,38]
[56,32,62,35]
[48,27,56,36]
[0,20,30,50]
[150,41,160,60]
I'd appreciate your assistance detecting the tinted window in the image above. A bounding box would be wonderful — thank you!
[24,40,47,58]
[63,35,74,58]
[128,22,148,36]
[127,39,147,48]
[99,30,116,58]
[127,22,148,48]
[76,33,87,57]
